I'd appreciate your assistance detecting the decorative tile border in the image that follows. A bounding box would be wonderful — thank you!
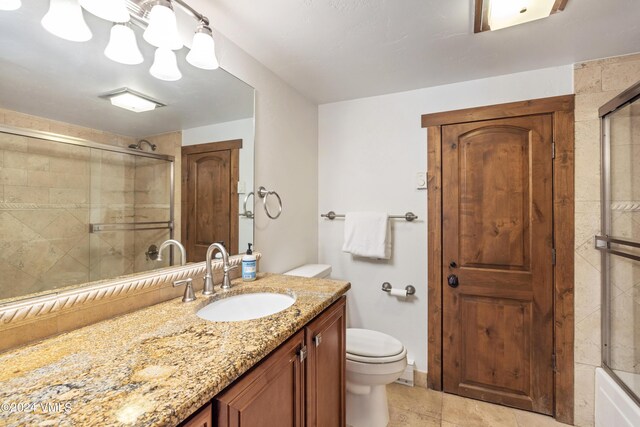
[0,253,260,326]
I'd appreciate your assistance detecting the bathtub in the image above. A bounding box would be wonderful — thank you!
[595,368,640,427]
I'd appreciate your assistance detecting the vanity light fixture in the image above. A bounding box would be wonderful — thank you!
[186,21,219,70]
[143,0,183,50]
[0,0,21,11]
[150,47,182,81]
[30,0,220,82]
[79,0,130,23]
[104,23,144,65]
[100,88,165,113]
[474,0,568,32]
[41,0,92,42]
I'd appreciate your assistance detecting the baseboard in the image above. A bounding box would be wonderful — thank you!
[414,369,428,389]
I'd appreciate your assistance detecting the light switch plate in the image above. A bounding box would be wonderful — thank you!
[416,172,427,190]
[237,181,246,194]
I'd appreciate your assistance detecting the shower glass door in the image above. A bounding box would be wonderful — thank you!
[599,82,640,403]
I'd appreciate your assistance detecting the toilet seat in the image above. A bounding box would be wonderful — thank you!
[346,328,406,364]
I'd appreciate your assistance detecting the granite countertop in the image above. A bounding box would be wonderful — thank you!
[0,273,350,427]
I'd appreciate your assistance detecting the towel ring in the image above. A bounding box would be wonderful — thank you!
[242,191,255,218]
[257,186,283,219]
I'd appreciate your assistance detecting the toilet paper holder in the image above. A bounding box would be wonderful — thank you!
[381,282,416,296]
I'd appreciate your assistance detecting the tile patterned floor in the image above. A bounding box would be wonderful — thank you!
[387,383,572,427]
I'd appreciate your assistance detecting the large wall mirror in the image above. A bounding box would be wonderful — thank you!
[0,1,255,302]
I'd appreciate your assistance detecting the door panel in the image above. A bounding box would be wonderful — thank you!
[183,148,239,262]
[442,115,554,414]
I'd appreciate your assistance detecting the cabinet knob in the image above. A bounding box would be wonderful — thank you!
[314,334,323,347]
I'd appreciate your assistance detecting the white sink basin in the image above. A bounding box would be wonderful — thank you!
[196,292,296,322]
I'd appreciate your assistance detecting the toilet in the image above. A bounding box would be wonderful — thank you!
[284,264,408,427]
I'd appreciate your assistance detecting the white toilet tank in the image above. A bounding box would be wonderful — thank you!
[283,264,332,279]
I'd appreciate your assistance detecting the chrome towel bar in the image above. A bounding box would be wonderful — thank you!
[320,211,418,222]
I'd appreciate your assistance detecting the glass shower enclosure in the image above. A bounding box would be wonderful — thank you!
[596,81,640,404]
[0,125,174,300]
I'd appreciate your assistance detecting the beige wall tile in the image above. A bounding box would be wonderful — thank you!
[574,254,601,324]
[0,168,27,186]
[4,185,49,204]
[575,65,602,94]
[574,363,596,427]
[575,91,621,122]
[602,60,640,92]
[49,188,89,204]
[574,308,601,366]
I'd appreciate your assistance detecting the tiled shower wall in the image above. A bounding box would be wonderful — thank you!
[573,53,640,426]
[0,109,177,299]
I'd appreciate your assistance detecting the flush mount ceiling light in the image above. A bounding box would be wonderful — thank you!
[104,23,143,65]
[143,0,183,50]
[186,22,219,70]
[79,0,130,23]
[474,0,568,32]
[0,0,21,11]
[100,88,165,113]
[41,0,93,42]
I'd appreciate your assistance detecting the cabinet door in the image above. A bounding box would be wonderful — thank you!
[216,330,305,427]
[305,296,346,427]
[182,403,212,427]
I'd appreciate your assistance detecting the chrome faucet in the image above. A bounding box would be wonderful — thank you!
[203,243,237,295]
[157,239,187,266]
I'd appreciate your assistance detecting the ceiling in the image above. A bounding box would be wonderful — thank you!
[0,1,254,138]
[192,0,640,104]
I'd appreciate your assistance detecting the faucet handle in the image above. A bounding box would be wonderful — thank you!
[224,264,239,273]
[174,278,195,303]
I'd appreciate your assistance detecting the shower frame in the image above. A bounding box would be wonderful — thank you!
[598,80,640,407]
[0,123,176,263]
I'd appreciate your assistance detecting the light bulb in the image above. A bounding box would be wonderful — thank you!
[41,0,92,42]
[80,0,130,23]
[105,24,143,65]
[150,48,182,81]
[186,24,219,70]
[0,0,22,11]
[143,1,182,50]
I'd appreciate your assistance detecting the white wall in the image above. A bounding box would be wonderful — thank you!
[318,65,574,372]
[190,0,319,273]
[182,118,255,253]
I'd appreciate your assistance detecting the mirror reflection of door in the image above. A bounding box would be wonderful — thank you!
[182,140,241,262]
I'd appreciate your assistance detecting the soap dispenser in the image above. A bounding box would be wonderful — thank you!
[242,243,257,282]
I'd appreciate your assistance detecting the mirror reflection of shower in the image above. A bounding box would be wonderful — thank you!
[128,139,157,151]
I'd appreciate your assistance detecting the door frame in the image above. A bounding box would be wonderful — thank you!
[181,139,242,258]
[421,95,575,424]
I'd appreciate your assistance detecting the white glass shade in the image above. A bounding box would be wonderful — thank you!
[80,0,130,23]
[41,0,92,42]
[488,0,555,31]
[143,3,182,50]
[186,29,219,70]
[150,48,182,81]
[0,0,22,11]
[104,24,143,65]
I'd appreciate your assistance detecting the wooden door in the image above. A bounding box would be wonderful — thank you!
[441,114,554,414]
[305,296,346,427]
[182,140,241,262]
[216,330,305,427]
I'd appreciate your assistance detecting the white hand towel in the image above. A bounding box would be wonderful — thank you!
[342,212,391,259]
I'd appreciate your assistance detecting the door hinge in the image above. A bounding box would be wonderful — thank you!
[298,346,308,363]
[552,142,556,159]
[552,353,557,372]
[552,248,556,265]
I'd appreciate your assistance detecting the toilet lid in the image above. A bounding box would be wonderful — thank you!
[346,328,404,358]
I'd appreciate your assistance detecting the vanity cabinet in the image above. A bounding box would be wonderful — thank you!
[182,404,213,427]
[305,296,346,427]
[214,296,346,427]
